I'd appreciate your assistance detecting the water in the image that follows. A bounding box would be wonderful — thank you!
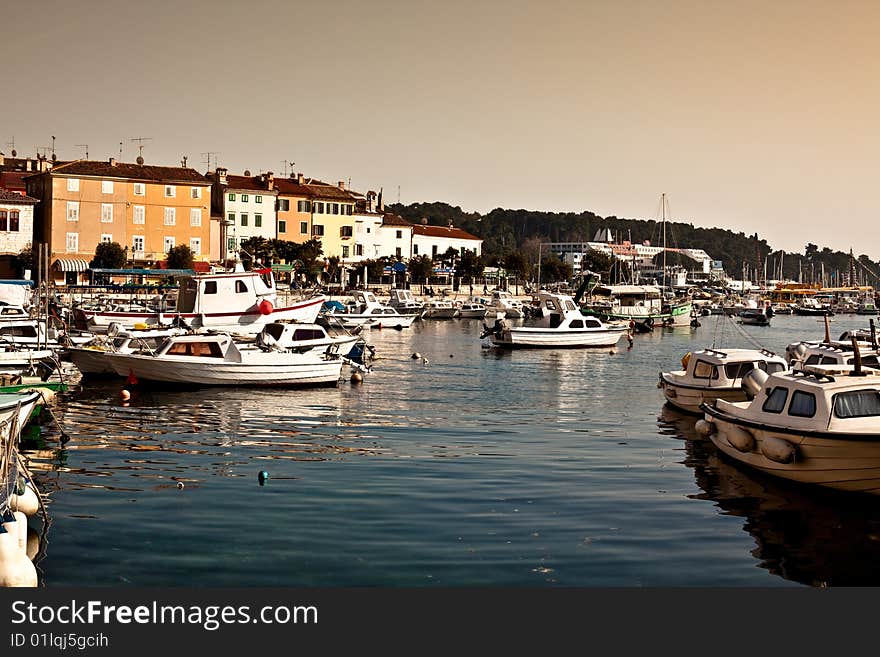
[20,313,880,587]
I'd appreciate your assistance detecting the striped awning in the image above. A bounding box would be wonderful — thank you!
[53,258,90,272]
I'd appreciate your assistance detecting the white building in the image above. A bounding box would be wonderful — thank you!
[213,170,278,261]
[348,190,384,263]
[0,189,37,276]
[377,213,413,260]
[411,221,482,260]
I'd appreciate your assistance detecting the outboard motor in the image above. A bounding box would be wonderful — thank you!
[742,368,770,399]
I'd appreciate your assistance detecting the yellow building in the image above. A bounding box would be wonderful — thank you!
[27,158,212,284]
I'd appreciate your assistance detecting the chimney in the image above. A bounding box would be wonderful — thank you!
[297,173,304,184]
[25,159,32,172]
[266,171,274,191]
[338,180,345,190]
[109,157,116,166]
[216,167,228,185]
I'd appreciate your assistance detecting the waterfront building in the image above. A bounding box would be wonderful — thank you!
[273,173,315,246]
[306,180,356,261]
[411,221,482,260]
[378,213,413,260]
[0,189,38,276]
[348,190,384,264]
[210,169,278,261]
[26,158,212,285]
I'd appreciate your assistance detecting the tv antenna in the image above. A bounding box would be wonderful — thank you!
[5,136,15,157]
[397,185,401,204]
[281,159,294,177]
[119,141,123,158]
[35,145,51,159]
[201,152,219,171]
[75,144,89,159]
[131,137,152,160]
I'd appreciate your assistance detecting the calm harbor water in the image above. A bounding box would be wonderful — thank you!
[21,313,880,587]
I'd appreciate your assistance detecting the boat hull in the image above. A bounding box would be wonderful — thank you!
[105,352,345,386]
[658,375,749,414]
[704,405,880,495]
[491,327,626,349]
[584,301,693,327]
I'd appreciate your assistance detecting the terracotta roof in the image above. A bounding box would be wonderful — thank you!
[382,213,413,227]
[224,174,277,193]
[0,189,38,204]
[44,160,210,184]
[412,224,481,241]
[273,176,357,201]
[273,177,314,197]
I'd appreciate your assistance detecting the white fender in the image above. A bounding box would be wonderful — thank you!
[760,435,797,464]
[1,511,27,554]
[10,479,40,517]
[694,419,715,438]
[725,425,755,452]
[25,527,39,561]
[0,528,37,587]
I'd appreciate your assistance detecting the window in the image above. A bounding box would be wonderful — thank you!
[132,235,144,252]
[101,233,113,243]
[297,200,310,212]
[101,203,113,223]
[788,390,817,418]
[315,202,324,214]
[342,246,349,258]
[227,237,236,251]
[693,360,719,380]
[584,318,602,328]
[189,238,201,255]
[67,178,79,192]
[355,244,363,256]
[166,341,224,358]
[0,211,6,231]
[300,221,308,234]
[165,185,176,197]
[332,203,339,214]
[834,390,880,419]
[278,220,287,233]
[240,213,248,227]
[164,207,176,225]
[227,212,235,224]
[724,362,755,379]
[190,208,202,226]
[133,205,145,224]
[346,205,353,215]
[340,225,353,237]
[432,245,438,257]
[8,211,18,232]
[102,180,113,194]
[191,187,201,199]
[66,201,79,222]
[204,281,217,294]
[762,387,789,414]
[235,280,248,293]
[241,194,249,202]
[164,236,175,252]
[66,232,78,252]
[366,227,371,233]
[758,361,786,374]
[229,193,236,201]
[396,230,402,239]
[395,247,402,257]
[278,199,290,211]
[133,183,145,196]
[255,195,262,203]
[413,245,419,255]
[312,225,324,236]
[254,214,262,228]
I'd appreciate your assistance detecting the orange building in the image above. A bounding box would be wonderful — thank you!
[27,158,212,284]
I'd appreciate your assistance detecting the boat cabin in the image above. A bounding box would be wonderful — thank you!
[175,269,276,315]
[677,348,788,386]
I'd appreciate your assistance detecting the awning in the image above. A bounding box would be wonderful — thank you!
[53,258,90,272]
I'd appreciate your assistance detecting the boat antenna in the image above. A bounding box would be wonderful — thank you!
[823,314,831,344]
[850,336,866,376]
[871,318,877,350]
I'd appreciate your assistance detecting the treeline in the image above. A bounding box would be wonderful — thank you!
[390,202,880,286]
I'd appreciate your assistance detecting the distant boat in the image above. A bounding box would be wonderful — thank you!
[482,291,627,348]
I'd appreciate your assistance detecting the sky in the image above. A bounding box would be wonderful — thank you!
[4,0,880,258]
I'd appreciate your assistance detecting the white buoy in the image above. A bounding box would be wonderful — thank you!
[725,426,755,452]
[1,512,28,554]
[760,435,797,464]
[0,528,37,587]
[10,479,40,517]
[350,372,363,384]
[411,352,421,360]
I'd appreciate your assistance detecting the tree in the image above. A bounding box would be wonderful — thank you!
[408,255,434,293]
[503,251,529,294]
[239,236,274,267]
[91,241,127,269]
[457,250,484,295]
[166,245,194,270]
[15,244,34,279]
[538,254,572,284]
[580,250,615,276]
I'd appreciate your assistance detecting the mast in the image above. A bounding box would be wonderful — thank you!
[661,193,667,291]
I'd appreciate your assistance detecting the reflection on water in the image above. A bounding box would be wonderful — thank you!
[17,314,880,586]
[659,405,880,586]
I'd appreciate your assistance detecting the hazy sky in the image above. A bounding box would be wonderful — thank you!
[5,0,879,257]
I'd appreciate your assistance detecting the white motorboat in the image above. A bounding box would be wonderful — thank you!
[387,289,425,318]
[699,352,880,495]
[458,300,487,319]
[739,307,771,326]
[249,321,364,357]
[659,347,788,414]
[66,326,188,375]
[72,267,325,334]
[481,291,627,348]
[104,333,347,387]
[485,290,524,319]
[322,291,417,330]
[422,300,459,319]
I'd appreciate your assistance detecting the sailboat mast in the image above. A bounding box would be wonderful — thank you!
[661,193,667,289]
